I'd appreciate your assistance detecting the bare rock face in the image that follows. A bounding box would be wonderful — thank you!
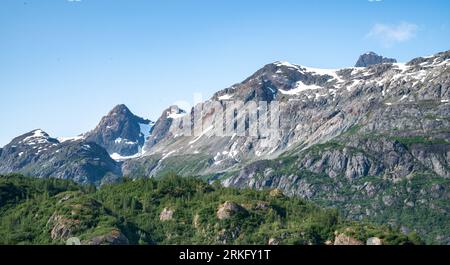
[84,104,153,157]
[159,207,174,221]
[47,213,80,241]
[366,237,383,245]
[217,201,246,220]
[83,229,129,245]
[355,52,397,67]
[333,233,364,245]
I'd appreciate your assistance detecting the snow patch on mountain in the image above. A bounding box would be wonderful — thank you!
[279,81,322,95]
[114,138,136,145]
[218,94,234,100]
[20,130,55,146]
[166,107,187,119]
[22,130,48,142]
[273,61,298,69]
[58,135,85,143]
[110,152,142,161]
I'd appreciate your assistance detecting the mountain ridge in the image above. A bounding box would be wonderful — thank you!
[1,50,449,243]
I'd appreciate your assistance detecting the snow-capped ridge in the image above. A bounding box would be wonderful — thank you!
[20,129,54,145]
[273,61,343,83]
[279,81,322,95]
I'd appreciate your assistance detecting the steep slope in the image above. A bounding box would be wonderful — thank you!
[0,129,121,185]
[84,104,154,157]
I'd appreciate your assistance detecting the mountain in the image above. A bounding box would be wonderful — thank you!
[122,50,450,244]
[355,52,397,67]
[1,50,449,243]
[84,104,154,157]
[127,50,450,178]
[0,130,121,185]
[0,174,421,245]
[0,105,154,185]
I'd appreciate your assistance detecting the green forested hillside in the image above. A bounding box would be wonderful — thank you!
[0,174,421,245]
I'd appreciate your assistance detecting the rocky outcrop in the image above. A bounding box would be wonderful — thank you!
[355,52,397,67]
[333,233,364,245]
[366,237,383,245]
[159,207,174,221]
[217,201,247,220]
[47,213,80,241]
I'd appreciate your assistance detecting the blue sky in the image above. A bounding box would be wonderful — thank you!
[1,0,449,146]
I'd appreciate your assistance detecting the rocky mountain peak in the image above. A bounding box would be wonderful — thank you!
[141,105,187,152]
[12,129,59,146]
[355,52,397,67]
[84,104,153,157]
[22,129,51,140]
[213,60,345,104]
[109,104,133,116]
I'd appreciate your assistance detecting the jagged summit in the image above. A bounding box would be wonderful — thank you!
[84,104,153,157]
[355,52,397,67]
[109,104,133,115]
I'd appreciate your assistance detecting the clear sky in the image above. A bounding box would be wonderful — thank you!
[1,0,450,146]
